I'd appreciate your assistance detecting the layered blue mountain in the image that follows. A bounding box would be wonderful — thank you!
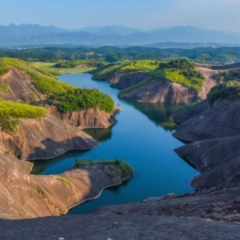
[0,24,240,47]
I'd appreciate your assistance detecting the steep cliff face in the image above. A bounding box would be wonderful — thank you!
[119,79,199,104]
[46,105,119,129]
[173,98,240,190]
[0,66,118,129]
[0,154,124,219]
[173,99,240,142]
[117,63,240,104]
[107,72,148,90]
[0,67,45,102]
[175,136,240,190]
[0,114,98,160]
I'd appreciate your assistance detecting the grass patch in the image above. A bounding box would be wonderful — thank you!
[29,92,37,100]
[91,62,129,80]
[0,98,47,132]
[0,58,75,95]
[32,61,96,74]
[164,70,204,91]
[0,58,115,114]
[49,88,114,113]
[0,60,11,75]
[120,60,159,72]
[37,189,47,199]
[91,60,160,80]
[18,213,24,218]
[208,81,240,103]
[57,177,72,186]
[0,83,9,93]
[53,60,106,69]
[72,159,133,179]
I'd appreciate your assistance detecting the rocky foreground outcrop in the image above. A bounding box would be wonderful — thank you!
[0,114,98,160]
[95,187,240,222]
[173,98,240,191]
[173,99,240,142]
[0,154,124,219]
[1,188,240,239]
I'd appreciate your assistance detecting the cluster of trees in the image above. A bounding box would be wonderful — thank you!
[54,60,106,69]
[214,70,240,83]
[208,81,240,102]
[49,88,115,113]
[159,59,204,79]
[1,46,240,64]
[72,159,133,179]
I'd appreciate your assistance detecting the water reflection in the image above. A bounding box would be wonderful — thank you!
[30,73,198,215]
[84,127,113,142]
[125,100,184,131]
[31,150,90,175]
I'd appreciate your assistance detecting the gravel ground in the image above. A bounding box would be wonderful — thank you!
[0,215,240,240]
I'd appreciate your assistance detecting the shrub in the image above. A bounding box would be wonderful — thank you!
[0,83,9,93]
[49,88,114,113]
[72,159,133,179]
[0,99,47,133]
[208,81,240,103]
[214,70,240,83]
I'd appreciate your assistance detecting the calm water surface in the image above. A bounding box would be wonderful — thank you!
[32,73,198,214]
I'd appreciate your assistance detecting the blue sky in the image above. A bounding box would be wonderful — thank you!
[1,0,240,32]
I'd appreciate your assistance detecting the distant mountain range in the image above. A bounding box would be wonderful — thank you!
[1,24,240,48]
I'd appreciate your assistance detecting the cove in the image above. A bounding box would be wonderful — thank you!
[32,73,198,215]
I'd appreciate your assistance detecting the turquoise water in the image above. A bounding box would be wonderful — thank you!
[32,73,198,214]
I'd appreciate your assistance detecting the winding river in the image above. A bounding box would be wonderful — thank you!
[32,73,198,215]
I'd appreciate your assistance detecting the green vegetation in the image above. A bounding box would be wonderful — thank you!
[0,83,9,93]
[53,60,106,69]
[0,98,47,132]
[0,58,115,115]
[120,60,159,72]
[49,88,114,113]
[72,159,133,179]
[119,59,205,96]
[91,62,129,80]
[159,59,205,91]
[37,189,47,199]
[214,70,240,83]
[29,92,37,100]
[18,213,24,218]
[208,81,240,103]
[6,149,13,155]
[32,61,96,74]
[57,177,72,186]
[1,46,240,64]
[91,60,160,80]
[0,61,11,75]
[0,58,75,95]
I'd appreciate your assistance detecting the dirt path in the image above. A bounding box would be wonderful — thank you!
[196,63,240,99]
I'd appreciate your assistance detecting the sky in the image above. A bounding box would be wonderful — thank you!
[1,0,240,32]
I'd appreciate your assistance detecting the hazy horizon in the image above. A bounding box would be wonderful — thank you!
[1,0,240,33]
